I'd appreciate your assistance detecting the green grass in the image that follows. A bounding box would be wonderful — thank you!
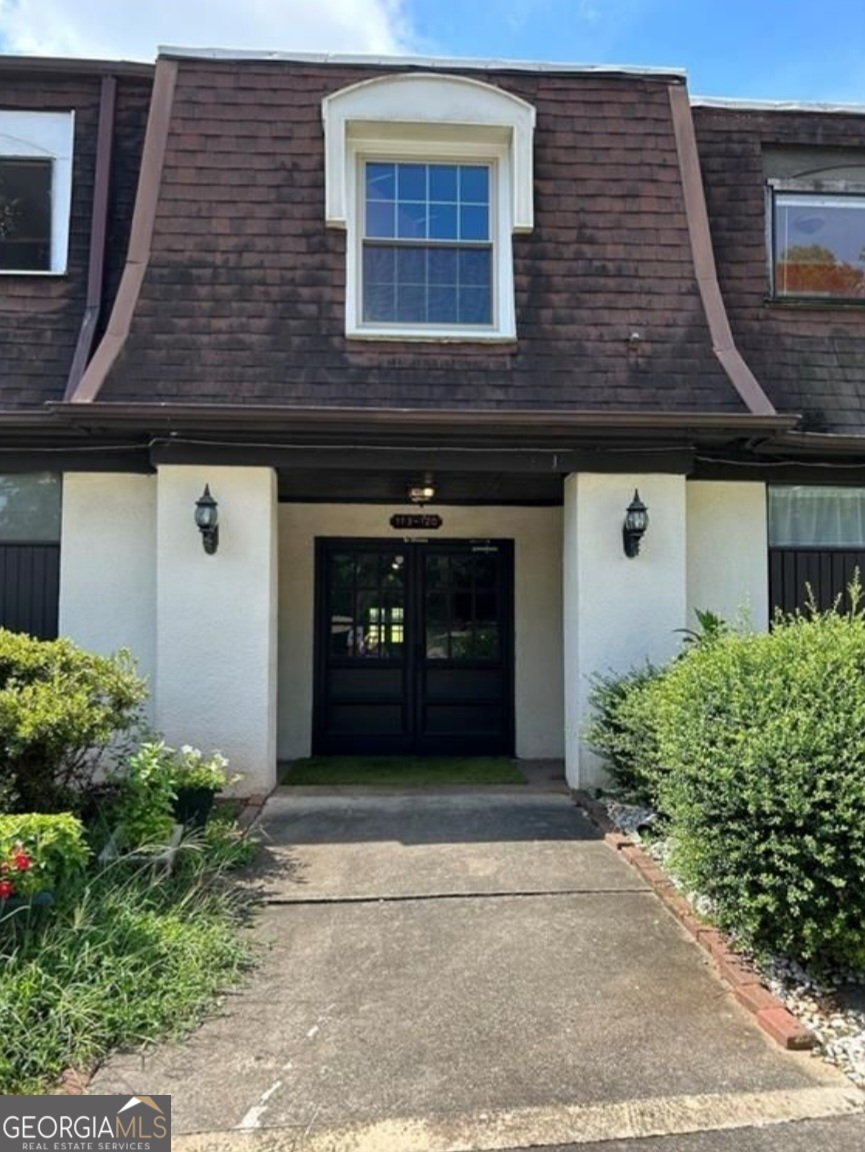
[0,819,257,1094]
[281,755,526,787]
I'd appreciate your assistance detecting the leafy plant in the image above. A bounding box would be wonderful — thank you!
[110,742,178,850]
[173,745,239,793]
[0,631,147,813]
[0,814,89,902]
[584,663,666,804]
[675,607,730,650]
[653,588,865,967]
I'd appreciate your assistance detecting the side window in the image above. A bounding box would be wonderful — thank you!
[0,110,75,275]
[772,190,865,300]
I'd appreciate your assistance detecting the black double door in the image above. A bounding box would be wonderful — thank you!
[314,538,514,756]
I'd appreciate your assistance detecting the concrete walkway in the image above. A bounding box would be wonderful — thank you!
[90,789,863,1149]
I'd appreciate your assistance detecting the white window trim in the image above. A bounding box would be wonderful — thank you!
[323,73,534,342]
[0,110,75,276]
[347,137,514,341]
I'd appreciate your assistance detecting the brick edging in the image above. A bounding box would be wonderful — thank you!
[573,790,815,1052]
[237,791,270,831]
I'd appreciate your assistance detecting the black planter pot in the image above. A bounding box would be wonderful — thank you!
[173,786,217,830]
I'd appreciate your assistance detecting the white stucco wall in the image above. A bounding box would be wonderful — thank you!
[686,481,768,631]
[59,473,157,714]
[278,504,563,761]
[564,473,688,788]
[155,466,278,795]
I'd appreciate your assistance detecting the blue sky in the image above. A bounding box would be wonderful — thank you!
[408,0,865,102]
[0,0,864,104]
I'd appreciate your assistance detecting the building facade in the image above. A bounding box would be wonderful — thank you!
[2,49,864,793]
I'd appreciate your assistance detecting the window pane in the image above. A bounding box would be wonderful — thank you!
[396,245,425,285]
[460,166,489,203]
[459,247,491,287]
[768,486,865,547]
[364,243,396,284]
[366,200,395,239]
[396,202,427,239]
[459,286,492,324]
[396,284,425,322]
[397,163,426,200]
[366,163,396,201]
[429,165,458,201]
[429,203,458,240]
[775,194,865,298]
[364,284,395,320]
[0,158,52,272]
[429,247,458,286]
[0,474,61,542]
[460,205,489,242]
[429,286,458,323]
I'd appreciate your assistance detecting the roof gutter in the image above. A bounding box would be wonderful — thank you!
[48,400,797,440]
[668,84,777,417]
[64,73,116,401]
[69,58,178,403]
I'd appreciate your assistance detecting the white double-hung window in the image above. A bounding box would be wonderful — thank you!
[0,110,74,275]
[323,73,535,340]
[362,160,494,326]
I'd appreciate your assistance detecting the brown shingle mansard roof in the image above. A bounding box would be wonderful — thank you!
[74,49,773,418]
[693,98,865,436]
[0,56,152,411]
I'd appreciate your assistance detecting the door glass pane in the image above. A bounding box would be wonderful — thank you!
[331,553,354,587]
[450,591,474,660]
[355,553,380,588]
[329,588,355,656]
[449,556,473,589]
[425,554,449,590]
[425,593,449,660]
[475,591,500,658]
[472,553,498,586]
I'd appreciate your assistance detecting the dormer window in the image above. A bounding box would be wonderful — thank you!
[0,110,74,275]
[323,73,535,341]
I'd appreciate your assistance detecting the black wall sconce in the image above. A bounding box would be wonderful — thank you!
[623,489,649,558]
[194,485,219,555]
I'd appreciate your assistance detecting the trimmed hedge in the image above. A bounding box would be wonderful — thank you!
[654,606,865,967]
[586,599,865,967]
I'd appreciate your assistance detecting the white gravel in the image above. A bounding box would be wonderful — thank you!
[597,794,865,1088]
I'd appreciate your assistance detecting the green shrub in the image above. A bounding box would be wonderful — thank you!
[0,814,89,901]
[585,664,666,803]
[0,631,147,813]
[653,601,865,967]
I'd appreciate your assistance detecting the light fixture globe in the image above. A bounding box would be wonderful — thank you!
[408,476,436,506]
[623,489,649,558]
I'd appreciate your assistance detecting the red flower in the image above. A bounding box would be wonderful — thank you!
[13,852,30,872]
[0,879,15,900]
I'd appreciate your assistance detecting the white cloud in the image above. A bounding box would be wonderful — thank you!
[0,0,414,61]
